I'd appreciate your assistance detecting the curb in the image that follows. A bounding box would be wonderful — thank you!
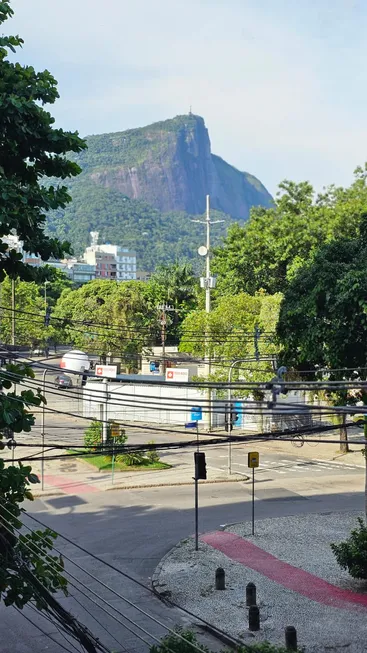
[152,537,247,650]
[32,490,65,499]
[32,476,247,498]
[152,538,187,598]
[106,476,248,492]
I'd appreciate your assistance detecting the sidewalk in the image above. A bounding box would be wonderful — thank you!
[7,416,366,497]
[11,449,244,498]
[152,512,367,652]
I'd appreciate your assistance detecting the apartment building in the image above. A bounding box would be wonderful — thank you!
[83,234,136,282]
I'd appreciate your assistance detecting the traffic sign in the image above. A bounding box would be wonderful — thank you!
[248,452,259,468]
[110,423,120,438]
[95,365,118,378]
[166,368,189,382]
[191,406,203,421]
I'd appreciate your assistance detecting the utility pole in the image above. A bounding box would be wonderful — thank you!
[192,195,224,431]
[44,280,50,309]
[157,303,174,375]
[11,278,15,346]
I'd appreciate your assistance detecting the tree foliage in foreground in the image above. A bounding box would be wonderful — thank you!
[0,1,85,281]
[0,0,84,618]
[212,169,367,296]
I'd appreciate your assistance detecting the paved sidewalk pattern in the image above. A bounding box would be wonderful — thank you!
[201,531,367,610]
[153,512,367,652]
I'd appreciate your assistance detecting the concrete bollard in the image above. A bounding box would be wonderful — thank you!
[248,605,260,631]
[285,626,297,650]
[246,582,256,607]
[215,567,225,590]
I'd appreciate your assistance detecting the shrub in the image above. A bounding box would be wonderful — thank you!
[84,421,127,452]
[116,451,145,466]
[149,628,288,653]
[146,440,160,464]
[84,420,102,451]
[331,517,367,579]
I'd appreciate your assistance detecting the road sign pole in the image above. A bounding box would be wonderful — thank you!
[252,467,255,536]
[195,473,199,551]
[111,439,115,486]
[196,421,199,452]
[248,451,259,536]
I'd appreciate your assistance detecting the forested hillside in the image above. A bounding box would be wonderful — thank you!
[45,114,272,270]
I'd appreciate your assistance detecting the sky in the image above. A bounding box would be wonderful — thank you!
[7,0,367,195]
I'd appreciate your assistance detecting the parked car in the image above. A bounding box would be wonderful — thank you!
[54,374,73,389]
[32,347,44,356]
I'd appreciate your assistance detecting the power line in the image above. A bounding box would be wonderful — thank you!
[7,503,245,648]
[0,507,208,653]
[14,607,75,653]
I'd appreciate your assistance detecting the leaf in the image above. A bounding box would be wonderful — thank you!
[27,473,40,484]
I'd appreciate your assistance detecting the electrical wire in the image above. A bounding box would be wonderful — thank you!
[5,424,364,465]
[5,353,367,389]
[26,603,83,653]
[0,512,163,653]
[0,500,246,650]
[0,508,205,653]
[0,304,276,337]
[14,607,75,653]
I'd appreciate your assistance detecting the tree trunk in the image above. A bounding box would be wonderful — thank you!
[364,418,367,521]
[339,413,349,454]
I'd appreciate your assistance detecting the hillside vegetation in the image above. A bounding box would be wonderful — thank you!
[45,114,272,270]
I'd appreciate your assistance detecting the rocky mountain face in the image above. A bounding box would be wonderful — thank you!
[74,114,272,219]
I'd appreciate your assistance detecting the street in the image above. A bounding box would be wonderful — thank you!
[2,369,367,652]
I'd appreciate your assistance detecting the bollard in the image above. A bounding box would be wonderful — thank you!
[215,567,225,590]
[248,605,260,631]
[285,626,297,650]
[246,582,256,607]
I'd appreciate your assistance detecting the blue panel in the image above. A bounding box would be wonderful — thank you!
[234,401,242,426]
[191,406,203,421]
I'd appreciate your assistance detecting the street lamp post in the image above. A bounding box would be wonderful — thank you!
[41,368,48,491]
[192,196,224,431]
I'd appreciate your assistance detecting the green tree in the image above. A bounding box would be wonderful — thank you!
[0,3,85,281]
[37,266,74,305]
[54,279,157,366]
[277,237,367,372]
[212,171,367,296]
[148,262,198,343]
[0,276,48,346]
[179,292,281,385]
[0,0,87,628]
[277,229,367,460]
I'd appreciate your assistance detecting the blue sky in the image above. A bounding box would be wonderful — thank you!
[8,0,367,195]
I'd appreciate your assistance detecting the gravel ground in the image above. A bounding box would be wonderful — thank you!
[155,511,367,652]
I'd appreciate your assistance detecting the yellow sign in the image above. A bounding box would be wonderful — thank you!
[110,423,120,438]
[248,452,259,468]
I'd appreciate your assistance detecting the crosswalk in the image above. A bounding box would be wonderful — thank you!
[216,454,364,476]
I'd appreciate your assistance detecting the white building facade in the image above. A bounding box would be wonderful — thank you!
[83,234,136,282]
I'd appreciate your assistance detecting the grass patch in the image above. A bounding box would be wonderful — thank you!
[68,451,171,473]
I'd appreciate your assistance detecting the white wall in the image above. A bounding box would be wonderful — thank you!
[83,381,226,427]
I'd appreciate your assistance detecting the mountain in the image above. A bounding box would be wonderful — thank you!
[46,114,272,270]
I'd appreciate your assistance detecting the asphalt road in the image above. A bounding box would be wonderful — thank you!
[5,370,367,652]
[3,466,366,652]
